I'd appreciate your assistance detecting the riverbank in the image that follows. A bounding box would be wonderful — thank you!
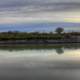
[0,43,79,51]
[0,31,79,44]
[0,39,79,45]
[0,31,80,40]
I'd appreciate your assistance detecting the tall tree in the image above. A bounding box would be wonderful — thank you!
[55,27,64,34]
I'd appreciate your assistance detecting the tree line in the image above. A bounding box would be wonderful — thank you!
[0,27,79,41]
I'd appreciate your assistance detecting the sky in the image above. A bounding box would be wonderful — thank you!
[0,0,80,23]
[0,0,80,31]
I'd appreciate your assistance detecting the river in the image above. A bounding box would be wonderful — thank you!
[0,44,80,80]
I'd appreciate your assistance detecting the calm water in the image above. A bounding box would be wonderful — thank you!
[0,44,80,80]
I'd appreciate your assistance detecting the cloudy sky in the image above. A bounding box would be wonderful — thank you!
[0,0,80,23]
[0,0,79,32]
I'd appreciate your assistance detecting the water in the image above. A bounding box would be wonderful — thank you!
[0,44,80,80]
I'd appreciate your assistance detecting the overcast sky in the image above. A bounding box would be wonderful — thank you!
[0,0,80,23]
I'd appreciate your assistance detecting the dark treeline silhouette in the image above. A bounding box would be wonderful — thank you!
[0,32,78,41]
[0,27,79,41]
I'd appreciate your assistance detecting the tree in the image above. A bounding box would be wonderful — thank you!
[55,27,64,34]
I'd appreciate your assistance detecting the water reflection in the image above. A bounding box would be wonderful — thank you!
[0,43,79,80]
[0,44,80,61]
[55,47,64,54]
[0,43,79,56]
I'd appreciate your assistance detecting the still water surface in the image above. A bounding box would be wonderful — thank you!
[0,44,80,80]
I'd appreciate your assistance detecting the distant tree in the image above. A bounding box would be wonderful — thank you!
[55,27,64,34]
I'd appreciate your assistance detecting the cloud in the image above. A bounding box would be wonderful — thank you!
[0,1,80,11]
[0,0,80,11]
[0,0,80,23]
[0,2,80,16]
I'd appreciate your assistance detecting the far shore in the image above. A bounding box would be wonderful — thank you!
[0,28,79,44]
[0,40,79,45]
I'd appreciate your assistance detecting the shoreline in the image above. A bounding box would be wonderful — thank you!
[0,42,79,51]
[0,40,79,44]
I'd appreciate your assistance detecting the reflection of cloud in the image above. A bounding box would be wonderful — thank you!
[49,49,80,61]
[0,49,80,61]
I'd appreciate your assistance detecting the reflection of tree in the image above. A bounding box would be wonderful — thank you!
[56,47,64,54]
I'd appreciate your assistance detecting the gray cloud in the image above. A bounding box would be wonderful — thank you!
[0,0,80,18]
[0,0,80,11]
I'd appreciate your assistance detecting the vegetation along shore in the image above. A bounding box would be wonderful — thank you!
[0,27,79,44]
